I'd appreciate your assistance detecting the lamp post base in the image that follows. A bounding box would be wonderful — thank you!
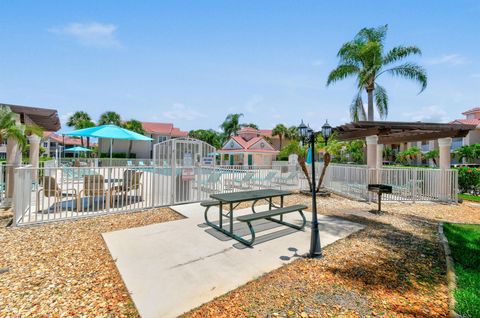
[309,228,322,258]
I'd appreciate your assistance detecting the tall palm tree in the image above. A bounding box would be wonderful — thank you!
[271,124,288,149]
[66,111,94,147]
[98,111,122,156]
[123,119,144,158]
[98,111,122,126]
[285,126,300,141]
[327,25,427,121]
[220,113,244,136]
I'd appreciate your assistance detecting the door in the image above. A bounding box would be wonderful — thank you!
[248,154,253,166]
[229,154,234,165]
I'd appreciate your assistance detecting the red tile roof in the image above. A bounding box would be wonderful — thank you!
[43,132,97,146]
[141,122,188,137]
[451,119,480,126]
[222,136,278,153]
[462,107,480,115]
[258,129,273,137]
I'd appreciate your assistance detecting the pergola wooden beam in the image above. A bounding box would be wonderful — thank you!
[335,120,476,143]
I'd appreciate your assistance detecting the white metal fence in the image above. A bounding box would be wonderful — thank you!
[12,162,458,226]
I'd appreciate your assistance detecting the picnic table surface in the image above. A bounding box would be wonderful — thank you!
[210,189,292,203]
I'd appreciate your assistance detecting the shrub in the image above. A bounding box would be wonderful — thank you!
[457,167,480,194]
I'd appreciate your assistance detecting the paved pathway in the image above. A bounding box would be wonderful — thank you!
[103,203,364,318]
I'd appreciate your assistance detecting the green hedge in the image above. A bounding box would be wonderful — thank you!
[457,167,480,195]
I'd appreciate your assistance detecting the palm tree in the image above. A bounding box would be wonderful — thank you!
[123,119,144,158]
[241,123,259,130]
[327,25,427,121]
[98,111,122,126]
[220,113,244,136]
[98,111,122,156]
[285,126,300,141]
[271,124,288,149]
[0,106,27,149]
[66,111,95,147]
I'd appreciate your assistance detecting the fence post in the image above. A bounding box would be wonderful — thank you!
[412,169,417,203]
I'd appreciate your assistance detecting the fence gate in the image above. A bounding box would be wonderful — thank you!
[152,138,216,205]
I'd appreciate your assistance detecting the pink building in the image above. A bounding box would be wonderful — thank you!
[219,127,278,166]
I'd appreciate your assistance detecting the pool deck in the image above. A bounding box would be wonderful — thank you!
[103,203,365,318]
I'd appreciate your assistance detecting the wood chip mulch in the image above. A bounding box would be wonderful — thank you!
[2,195,480,317]
[183,195,480,318]
[0,208,183,318]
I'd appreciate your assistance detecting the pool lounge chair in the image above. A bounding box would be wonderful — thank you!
[138,161,145,167]
[78,174,112,211]
[251,171,278,188]
[227,171,255,189]
[37,176,78,212]
[127,160,133,167]
[111,170,144,205]
[194,172,222,192]
[274,171,298,185]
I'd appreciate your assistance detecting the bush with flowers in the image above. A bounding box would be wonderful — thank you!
[457,167,480,194]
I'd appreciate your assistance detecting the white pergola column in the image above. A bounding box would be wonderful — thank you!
[438,138,452,170]
[28,135,41,181]
[376,144,384,169]
[366,135,378,169]
[366,135,379,185]
[5,137,22,203]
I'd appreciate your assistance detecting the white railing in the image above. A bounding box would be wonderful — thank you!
[12,162,458,226]
[12,164,302,226]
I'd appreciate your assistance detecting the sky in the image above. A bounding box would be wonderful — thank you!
[0,1,479,133]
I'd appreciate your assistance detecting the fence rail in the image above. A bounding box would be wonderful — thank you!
[12,162,458,226]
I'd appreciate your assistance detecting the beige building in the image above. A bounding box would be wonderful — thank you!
[98,122,188,159]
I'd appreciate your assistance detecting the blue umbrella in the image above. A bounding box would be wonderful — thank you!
[64,125,153,165]
[64,146,92,152]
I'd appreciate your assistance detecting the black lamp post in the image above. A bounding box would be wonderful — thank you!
[298,119,332,258]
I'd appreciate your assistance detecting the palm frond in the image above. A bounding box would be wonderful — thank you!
[326,64,360,86]
[385,62,427,92]
[356,25,388,43]
[337,40,364,66]
[350,92,366,122]
[383,45,422,65]
[25,124,44,137]
[374,84,388,119]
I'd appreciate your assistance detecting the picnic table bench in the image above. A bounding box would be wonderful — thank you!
[202,189,307,246]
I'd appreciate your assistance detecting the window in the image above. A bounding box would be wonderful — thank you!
[158,136,168,143]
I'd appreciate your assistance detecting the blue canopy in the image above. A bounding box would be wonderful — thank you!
[64,146,92,152]
[64,124,153,141]
[64,125,152,165]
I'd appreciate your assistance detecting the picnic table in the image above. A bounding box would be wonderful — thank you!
[202,189,307,246]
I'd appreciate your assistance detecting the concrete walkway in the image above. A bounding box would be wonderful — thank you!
[103,203,364,318]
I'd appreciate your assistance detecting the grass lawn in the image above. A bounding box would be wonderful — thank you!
[459,193,480,202]
[443,223,480,318]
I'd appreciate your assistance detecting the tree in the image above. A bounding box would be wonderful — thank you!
[66,111,94,147]
[279,141,312,191]
[98,111,122,155]
[241,123,259,130]
[397,146,421,165]
[98,111,122,126]
[327,25,427,121]
[220,113,244,136]
[272,124,288,150]
[0,106,27,149]
[189,129,223,149]
[123,120,145,158]
[285,126,300,141]
[423,149,439,167]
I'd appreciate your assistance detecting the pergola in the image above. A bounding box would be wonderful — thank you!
[334,121,476,170]
[2,103,61,204]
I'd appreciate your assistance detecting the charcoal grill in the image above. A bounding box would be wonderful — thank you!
[368,184,392,214]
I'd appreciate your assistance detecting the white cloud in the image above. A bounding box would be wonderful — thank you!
[425,54,467,65]
[60,111,73,127]
[49,22,121,48]
[402,105,451,123]
[162,103,205,121]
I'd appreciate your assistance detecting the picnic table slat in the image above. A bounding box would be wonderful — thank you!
[210,189,292,203]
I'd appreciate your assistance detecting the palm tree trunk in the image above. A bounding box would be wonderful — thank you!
[128,140,133,158]
[279,135,283,150]
[316,152,331,192]
[81,137,84,147]
[367,85,374,121]
[298,156,312,191]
